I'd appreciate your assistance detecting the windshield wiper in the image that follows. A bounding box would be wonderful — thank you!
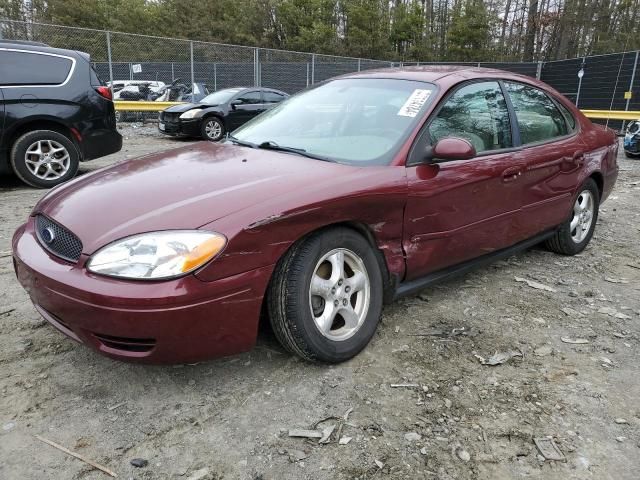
[226,135,256,148]
[257,141,333,162]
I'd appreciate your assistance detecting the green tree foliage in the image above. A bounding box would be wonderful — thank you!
[2,0,640,61]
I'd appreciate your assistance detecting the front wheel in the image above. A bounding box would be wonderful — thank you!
[544,178,600,255]
[268,228,384,363]
[200,117,225,141]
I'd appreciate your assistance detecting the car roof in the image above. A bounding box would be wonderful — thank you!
[338,65,541,87]
[0,40,88,60]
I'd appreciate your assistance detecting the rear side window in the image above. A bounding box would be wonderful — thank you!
[0,50,73,86]
[429,81,512,153]
[555,100,576,130]
[505,82,569,144]
[264,91,287,103]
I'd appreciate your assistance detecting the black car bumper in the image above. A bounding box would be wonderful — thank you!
[81,128,123,161]
[624,136,639,154]
[158,118,201,138]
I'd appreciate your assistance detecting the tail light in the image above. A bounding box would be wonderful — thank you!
[94,86,113,101]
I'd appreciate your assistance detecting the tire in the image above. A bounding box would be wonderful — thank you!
[268,228,384,363]
[10,130,80,188]
[200,116,225,141]
[544,178,600,255]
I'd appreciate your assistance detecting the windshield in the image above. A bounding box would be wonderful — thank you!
[201,88,243,105]
[231,78,436,165]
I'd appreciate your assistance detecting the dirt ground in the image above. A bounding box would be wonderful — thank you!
[1,124,638,480]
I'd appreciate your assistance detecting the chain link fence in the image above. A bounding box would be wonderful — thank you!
[1,19,639,129]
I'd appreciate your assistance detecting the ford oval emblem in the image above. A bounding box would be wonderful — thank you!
[41,227,56,244]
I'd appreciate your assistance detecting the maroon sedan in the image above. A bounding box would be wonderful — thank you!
[13,66,618,364]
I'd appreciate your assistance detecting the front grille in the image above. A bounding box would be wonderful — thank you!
[35,215,83,263]
[160,111,180,122]
[94,333,156,353]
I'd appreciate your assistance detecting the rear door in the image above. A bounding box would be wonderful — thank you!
[503,82,587,238]
[404,80,526,280]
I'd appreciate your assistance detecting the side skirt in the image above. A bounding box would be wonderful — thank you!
[393,229,557,301]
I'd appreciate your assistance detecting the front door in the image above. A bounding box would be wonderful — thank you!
[404,80,526,280]
[503,81,588,238]
[227,90,266,130]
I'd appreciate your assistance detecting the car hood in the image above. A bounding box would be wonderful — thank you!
[34,143,354,254]
[163,103,219,113]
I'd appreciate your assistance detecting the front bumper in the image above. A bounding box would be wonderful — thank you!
[623,136,640,154]
[158,118,201,138]
[12,218,272,364]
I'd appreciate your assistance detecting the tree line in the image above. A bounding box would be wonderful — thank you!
[2,0,639,62]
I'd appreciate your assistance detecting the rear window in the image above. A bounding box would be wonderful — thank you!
[90,64,105,86]
[0,49,73,86]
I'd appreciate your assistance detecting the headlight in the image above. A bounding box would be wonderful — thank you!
[179,109,201,119]
[87,231,226,280]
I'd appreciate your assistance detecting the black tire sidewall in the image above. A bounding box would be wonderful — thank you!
[285,229,383,363]
[10,130,79,188]
[559,179,600,254]
[200,117,225,141]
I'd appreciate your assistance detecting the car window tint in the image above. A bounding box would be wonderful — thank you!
[429,81,512,153]
[554,100,576,130]
[264,91,286,103]
[0,50,73,86]
[505,82,569,144]
[235,91,262,104]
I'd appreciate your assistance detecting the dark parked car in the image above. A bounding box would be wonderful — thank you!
[0,41,122,188]
[13,66,618,364]
[158,87,288,141]
[623,119,640,158]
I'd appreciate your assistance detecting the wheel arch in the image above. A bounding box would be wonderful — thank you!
[6,118,80,160]
[589,171,604,199]
[267,220,396,305]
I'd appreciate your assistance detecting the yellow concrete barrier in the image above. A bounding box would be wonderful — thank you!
[114,101,185,111]
[114,101,640,121]
[581,110,640,120]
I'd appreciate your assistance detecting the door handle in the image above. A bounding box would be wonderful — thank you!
[502,166,522,183]
[564,152,585,167]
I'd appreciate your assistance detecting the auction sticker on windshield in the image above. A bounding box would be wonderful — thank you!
[397,89,432,117]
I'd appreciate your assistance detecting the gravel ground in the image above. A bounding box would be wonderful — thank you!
[1,124,638,480]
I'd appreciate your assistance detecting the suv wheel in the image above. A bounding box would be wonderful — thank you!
[11,130,79,188]
[268,228,384,363]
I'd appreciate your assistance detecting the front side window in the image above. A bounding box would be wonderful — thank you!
[235,91,262,104]
[0,50,73,86]
[428,81,512,154]
[505,82,569,144]
[232,78,436,165]
[200,88,243,105]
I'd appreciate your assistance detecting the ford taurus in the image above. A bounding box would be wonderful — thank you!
[12,66,618,364]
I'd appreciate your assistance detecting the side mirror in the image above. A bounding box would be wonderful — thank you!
[230,99,242,110]
[427,137,476,163]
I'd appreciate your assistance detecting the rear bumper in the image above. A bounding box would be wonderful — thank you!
[81,128,123,161]
[12,218,272,364]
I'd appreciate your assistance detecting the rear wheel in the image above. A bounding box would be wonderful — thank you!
[544,178,599,255]
[268,228,383,363]
[200,117,225,141]
[10,130,79,188]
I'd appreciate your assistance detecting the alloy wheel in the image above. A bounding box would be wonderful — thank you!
[204,120,222,140]
[24,140,71,181]
[570,189,595,243]
[308,248,371,341]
